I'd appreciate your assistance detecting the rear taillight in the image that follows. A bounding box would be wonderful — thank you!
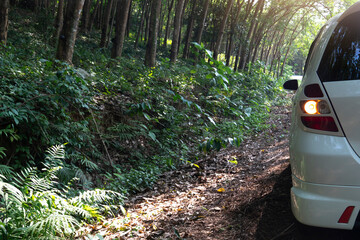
[304,84,324,97]
[300,100,331,115]
[300,84,338,132]
[301,116,338,132]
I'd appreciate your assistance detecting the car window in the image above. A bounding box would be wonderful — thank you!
[318,12,360,82]
[304,26,325,74]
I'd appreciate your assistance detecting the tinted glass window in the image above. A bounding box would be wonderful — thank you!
[318,12,360,82]
[304,26,325,74]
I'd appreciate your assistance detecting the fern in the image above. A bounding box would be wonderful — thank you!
[107,123,137,140]
[82,205,103,221]
[55,165,75,185]
[65,204,93,220]
[43,144,100,188]
[0,147,6,159]
[44,144,65,169]
[12,167,40,190]
[74,167,93,189]
[70,189,123,205]
[46,144,66,160]
[0,165,13,177]
[80,157,100,171]
[0,178,24,205]
[26,213,79,238]
[0,145,125,240]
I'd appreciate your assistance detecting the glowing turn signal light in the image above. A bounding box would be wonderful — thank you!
[304,101,318,114]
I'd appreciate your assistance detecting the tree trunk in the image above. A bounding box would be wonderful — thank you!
[234,0,254,71]
[89,0,101,32]
[126,0,132,37]
[190,0,210,62]
[250,34,262,63]
[245,1,265,67]
[226,0,244,66]
[145,1,151,41]
[145,0,161,67]
[55,0,85,64]
[97,0,104,29]
[182,0,197,58]
[50,0,57,15]
[144,1,151,42]
[163,0,174,47]
[34,0,39,12]
[81,0,92,32]
[213,0,234,61]
[259,35,267,63]
[265,30,278,65]
[269,30,286,73]
[177,0,188,53]
[280,13,307,76]
[53,0,64,43]
[193,0,210,45]
[100,0,114,47]
[238,0,263,70]
[134,0,146,48]
[111,0,132,59]
[170,0,185,63]
[158,0,164,39]
[0,0,10,45]
[106,0,118,47]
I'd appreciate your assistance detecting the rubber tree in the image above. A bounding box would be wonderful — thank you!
[100,0,114,47]
[182,0,198,58]
[145,0,162,67]
[225,0,244,66]
[111,0,132,59]
[0,0,10,45]
[170,0,186,63]
[81,0,92,32]
[213,0,234,61]
[55,0,85,64]
[193,0,210,45]
[163,0,175,47]
[53,0,64,42]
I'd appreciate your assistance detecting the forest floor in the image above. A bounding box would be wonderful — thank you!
[79,105,360,240]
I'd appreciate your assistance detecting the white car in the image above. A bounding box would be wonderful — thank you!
[284,1,360,230]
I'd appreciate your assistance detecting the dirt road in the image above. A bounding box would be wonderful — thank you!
[81,107,360,239]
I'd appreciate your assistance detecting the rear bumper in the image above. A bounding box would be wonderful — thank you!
[290,129,360,229]
[291,176,360,229]
[289,128,360,185]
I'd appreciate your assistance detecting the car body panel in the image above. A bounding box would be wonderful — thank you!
[290,128,360,186]
[288,1,360,230]
[291,176,360,230]
[323,81,360,158]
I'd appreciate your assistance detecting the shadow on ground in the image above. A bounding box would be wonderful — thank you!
[254,166,360,240]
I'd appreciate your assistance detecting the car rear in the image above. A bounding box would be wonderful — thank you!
[289,2,360,230]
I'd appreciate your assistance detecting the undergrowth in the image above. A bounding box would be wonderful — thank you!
[0,7,292,238]
[0,144,123,239]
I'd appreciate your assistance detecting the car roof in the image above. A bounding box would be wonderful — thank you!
[338,1,360,22]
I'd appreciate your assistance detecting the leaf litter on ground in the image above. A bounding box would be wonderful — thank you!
[76,106,292,240]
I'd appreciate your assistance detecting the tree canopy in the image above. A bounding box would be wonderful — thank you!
[1,0,356,73]
[0,0,358,238]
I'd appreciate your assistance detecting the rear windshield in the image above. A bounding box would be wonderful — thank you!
[318,12,360,82]
[304,26,325,74]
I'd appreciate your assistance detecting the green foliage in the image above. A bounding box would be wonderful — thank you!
[0,45,102,188]
[104,163,162,195]
[188,43,288,151]
[199,137,242,153]
[1,8,291,217]
[0,145,123,240]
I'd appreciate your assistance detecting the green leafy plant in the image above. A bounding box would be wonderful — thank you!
[0,145,123,240]
[1,8,292,216]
